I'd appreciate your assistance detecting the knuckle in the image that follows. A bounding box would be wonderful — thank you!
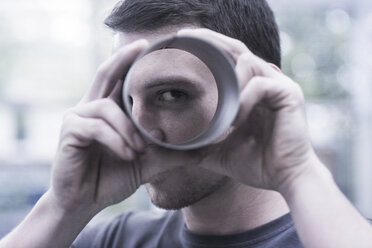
[87,99,117,119]
[233,40,247,51]
[238,52,251,64]
[227,46,239,57]
[89,119,105,138]
[61,115,78,134]
[99,98,123,121]
[59,135,78,150]
[62,109,75,122]
[229,40,247,56]
[60,115,79,140]
[100,98,116,108]
[117,45,131,57]
[291,83,305,105]
[250,76,266,87]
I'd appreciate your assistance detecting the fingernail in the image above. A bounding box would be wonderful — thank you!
[133,133,145,150]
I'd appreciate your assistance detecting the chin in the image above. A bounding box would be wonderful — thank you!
[145,167,229,210]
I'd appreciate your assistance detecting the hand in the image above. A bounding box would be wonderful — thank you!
[0,38,206,248]
[177,28,319,193]
[175,30,372,248]
[49,40,148,214]
[49,39,197,215]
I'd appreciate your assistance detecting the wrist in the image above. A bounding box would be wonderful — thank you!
[0,190,97,248]
[44,189,99,224]
[277,155,334,202]
[275,155,372,248]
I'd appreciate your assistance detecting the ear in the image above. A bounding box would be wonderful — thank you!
[268,63,281,72]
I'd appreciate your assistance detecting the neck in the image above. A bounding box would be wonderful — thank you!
[182,180,289,235]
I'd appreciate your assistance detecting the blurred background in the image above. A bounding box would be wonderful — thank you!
[1,0,372,238]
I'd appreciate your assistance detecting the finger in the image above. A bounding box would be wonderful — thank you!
[177,29,283,89]
[177,28,249,62]
[235,76,304,126]
[236,52,283,90]
[108,79,124,109]
[73,99,146,152]
[80,39,149,104]
[62,113,136,161]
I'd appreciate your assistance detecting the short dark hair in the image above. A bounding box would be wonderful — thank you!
[105,0,281,67]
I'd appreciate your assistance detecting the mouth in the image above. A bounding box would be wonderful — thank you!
[138,144,205,183]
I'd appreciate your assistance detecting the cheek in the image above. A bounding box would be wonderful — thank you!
[130,102,209,144]
[158,101,217,144]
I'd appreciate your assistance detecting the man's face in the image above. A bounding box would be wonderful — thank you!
[114,26,229,209]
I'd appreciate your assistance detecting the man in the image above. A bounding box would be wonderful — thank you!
[1,0,371,247]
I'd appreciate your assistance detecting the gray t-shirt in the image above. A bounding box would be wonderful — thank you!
[71,211,303,248]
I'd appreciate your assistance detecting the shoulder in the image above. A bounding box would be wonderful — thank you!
[71,210,183,248]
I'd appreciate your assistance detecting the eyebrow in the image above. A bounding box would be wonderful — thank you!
[144,75,204,92]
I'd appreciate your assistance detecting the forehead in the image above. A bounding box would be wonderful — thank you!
[128,48,212,89]
[112,25,198,52]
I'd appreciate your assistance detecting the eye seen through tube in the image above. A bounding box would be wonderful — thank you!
[125,48,218,146]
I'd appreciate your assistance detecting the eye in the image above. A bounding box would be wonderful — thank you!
[158,90,188,103]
